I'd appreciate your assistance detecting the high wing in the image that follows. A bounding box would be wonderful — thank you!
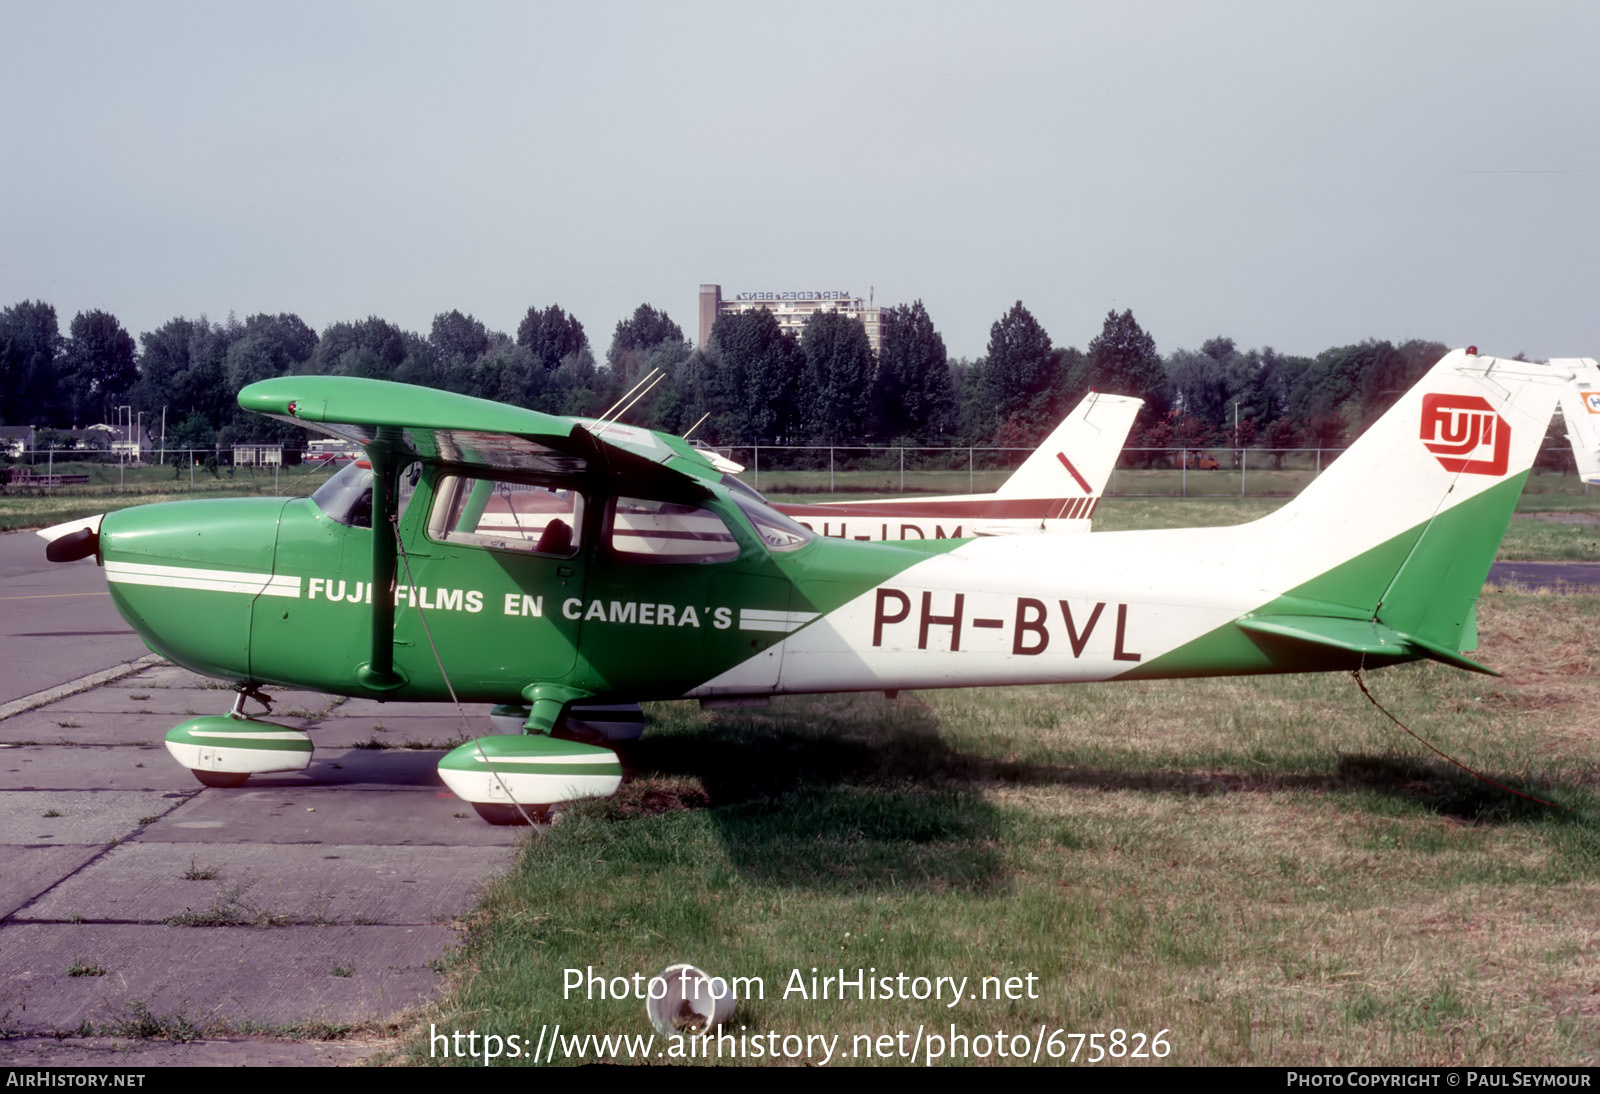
[237,374,726,493]
[237,375,733,692]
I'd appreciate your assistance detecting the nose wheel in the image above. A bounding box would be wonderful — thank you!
[192,770,251,789]
[471,802,552,826]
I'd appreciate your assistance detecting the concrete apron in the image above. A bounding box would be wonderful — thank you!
[0,662,522,1065]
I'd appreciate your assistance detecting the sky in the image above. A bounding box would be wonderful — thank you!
[3,0,1597,363]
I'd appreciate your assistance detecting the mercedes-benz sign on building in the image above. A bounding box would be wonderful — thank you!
[698,284,884,353]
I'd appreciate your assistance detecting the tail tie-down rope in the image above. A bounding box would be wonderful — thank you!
[1350,667,1566,812]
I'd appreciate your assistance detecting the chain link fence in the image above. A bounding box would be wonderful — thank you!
[2,442,1580,499]
[1,447,345,496]
[717,444,1352,497]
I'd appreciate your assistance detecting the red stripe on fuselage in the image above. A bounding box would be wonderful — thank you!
[775,498,1063,519]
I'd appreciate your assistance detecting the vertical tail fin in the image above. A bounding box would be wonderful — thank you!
[994,391,1142,502]
[1252,350,1568,667]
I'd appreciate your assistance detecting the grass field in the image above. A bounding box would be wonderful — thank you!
[395,588,1600,1067]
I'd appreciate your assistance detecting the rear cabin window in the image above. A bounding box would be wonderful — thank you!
[428,475,584,556]
[608,498,739,564]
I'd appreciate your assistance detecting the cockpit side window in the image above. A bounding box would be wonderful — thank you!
[607,497,739,564]
[427,473,584,556]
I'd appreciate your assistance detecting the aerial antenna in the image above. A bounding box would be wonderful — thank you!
[609,371,663,425]
[681,411,711,440]
[595,368,662,424]
[590,371,665,438]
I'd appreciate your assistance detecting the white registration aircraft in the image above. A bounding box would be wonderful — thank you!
[768,392,1143,540]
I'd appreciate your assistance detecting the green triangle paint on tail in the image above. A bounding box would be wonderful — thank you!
[1373,472,1528,655]
[1117,472,1528,680]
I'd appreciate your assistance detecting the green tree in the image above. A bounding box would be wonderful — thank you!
[607,304,684,368]
[517,304,588,372]
[962,301,1058,443]
[707,309,800,442]
[61,310,138,427]
[871,300,954,441]
[1256,347,1311,428]
[1084,309,1169,418]
[665,349,719,438]
[1359,339,1446,426]
[430,310,490,365]
[170,411,216,452]
[132,317,192,425]
[1165,347,1230,431]
[217,314,318,444]
[315,317,408,378]
[225,313,316,391]
[797,310,875,443]
[985,301,1055,423]
[150,316,238,435]
[602,304,690,427]
[0,301,63,426]
[34,428,80,451]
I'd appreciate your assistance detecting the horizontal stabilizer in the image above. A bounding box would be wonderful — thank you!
[1236,615,1498,676]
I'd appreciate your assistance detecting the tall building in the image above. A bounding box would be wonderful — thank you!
[698,284,883,354]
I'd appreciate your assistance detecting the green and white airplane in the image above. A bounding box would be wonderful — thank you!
[38,349,1569,822]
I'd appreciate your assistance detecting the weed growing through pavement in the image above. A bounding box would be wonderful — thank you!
[181,858,219,881]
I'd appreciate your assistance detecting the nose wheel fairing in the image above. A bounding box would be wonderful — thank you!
[164,715,314,785]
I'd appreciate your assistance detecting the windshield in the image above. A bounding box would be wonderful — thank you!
[719,473,770,505]
[310,461,373,528]
[735,497,813,552]
[309,459,419,529]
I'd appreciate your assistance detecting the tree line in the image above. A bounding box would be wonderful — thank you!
[0,296,1460,454]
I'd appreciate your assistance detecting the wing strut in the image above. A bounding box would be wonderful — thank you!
[356,427,407,691]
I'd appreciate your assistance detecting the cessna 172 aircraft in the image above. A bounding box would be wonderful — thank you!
[39,349,1568,822]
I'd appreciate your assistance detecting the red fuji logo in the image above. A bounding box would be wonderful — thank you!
[1419,393,1509,476]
